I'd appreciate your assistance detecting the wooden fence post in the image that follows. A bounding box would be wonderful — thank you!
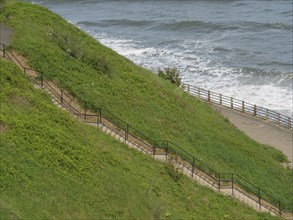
[187,84,190,92]
[242,101,245,112]
[253,105,256,116]
[278,113,280,126]
[220,94,222,105]
[289,118,292,129]
[208,90,211,102]
[230,97,233,109]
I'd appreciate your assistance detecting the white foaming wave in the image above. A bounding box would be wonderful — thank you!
[97,34,293,117]
[183,65,293,117]
[31,1,45,5]
[70,25,293,117]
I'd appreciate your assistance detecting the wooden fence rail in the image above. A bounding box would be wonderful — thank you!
[182,83,292,130]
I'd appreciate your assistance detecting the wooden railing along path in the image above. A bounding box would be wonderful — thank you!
[181,83,292,130]
[1,43,292,219]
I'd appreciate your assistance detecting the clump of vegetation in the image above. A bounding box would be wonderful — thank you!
[158,67,181,86]
[0,0,5,8]
[48,30,111,75]
[48,30,84,59]
[166,159,183,182]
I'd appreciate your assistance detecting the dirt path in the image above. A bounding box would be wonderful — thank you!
[212,104,293,165]
[0,24,13,45]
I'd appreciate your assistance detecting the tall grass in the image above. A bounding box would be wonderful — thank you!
[0,59,282,219]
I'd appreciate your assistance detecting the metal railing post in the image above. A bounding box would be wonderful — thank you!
[125,124,129,140]
[187,84,190,92]
[192,157,195,178]
[99,108,102,123]
[41,73,44,86]
[166,147,169,162]
[242,101,245,112]
[219,94,222,105]
[278,113,280,126]
[232,173,234,196]
[218,173,221,192]
[61,90,63,104]
[253,105,256,116]
[289,118,292,129]
[258,188,261,210]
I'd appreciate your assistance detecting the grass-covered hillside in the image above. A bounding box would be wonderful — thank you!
[0,1,292,209]
[0,58,282,219]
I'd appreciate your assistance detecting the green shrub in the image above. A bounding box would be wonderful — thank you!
[158,67,181,86]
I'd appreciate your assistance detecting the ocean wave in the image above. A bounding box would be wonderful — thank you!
[240,67,292,78]
[77,19,154,28]
[155,20,237,31]
[152,20,292,32]
[239,21,292,31]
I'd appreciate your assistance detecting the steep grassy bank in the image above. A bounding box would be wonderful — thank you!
[0,59,281,219]
[0,2,292,208]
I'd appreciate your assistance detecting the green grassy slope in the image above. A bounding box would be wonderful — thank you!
[0,2,292,208]
[0,59,281,219]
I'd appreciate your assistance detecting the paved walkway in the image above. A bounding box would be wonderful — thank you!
[0,24,13,45]
[212,104,293,165]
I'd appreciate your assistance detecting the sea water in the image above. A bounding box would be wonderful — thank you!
[31,0,293,117]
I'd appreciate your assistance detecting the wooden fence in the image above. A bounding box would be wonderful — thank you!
[181,83,292,130]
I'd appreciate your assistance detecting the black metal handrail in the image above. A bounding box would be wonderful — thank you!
[1,42,292,217]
